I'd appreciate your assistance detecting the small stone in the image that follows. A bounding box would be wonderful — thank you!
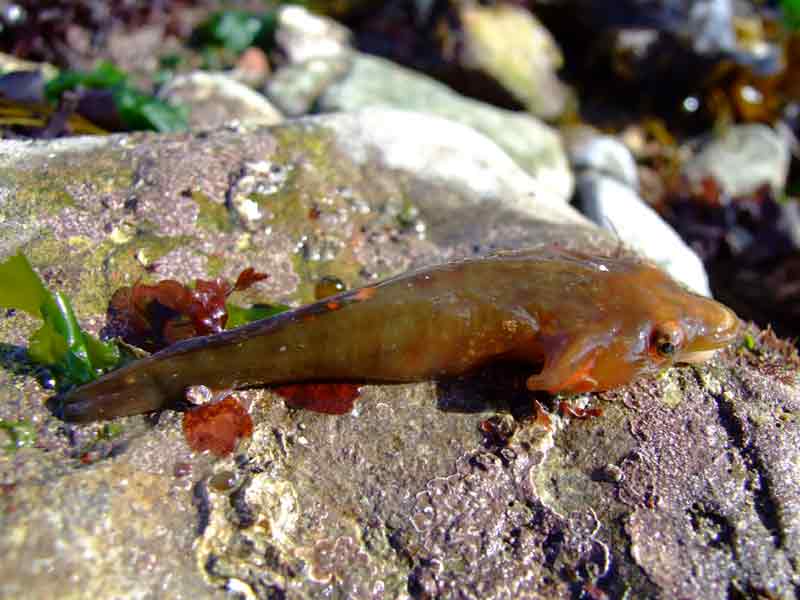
[275,5,352,64]
[459,3,570,120]
[233,47,271,88]
[569,135,639,190]
[600,464,624,483]
[684,124,790,197]
[208,470,239,492]
[265,57,351,117]
[159,71,283,130]
[314,275,346,299]
[778,200,800,251]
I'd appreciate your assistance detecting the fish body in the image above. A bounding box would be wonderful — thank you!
[59,248,739,421]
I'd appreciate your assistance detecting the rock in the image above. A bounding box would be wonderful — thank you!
[232,47,271,89]
[275,5,351,64]
[159,71,283,130]
[265,5,354,118]
[265,57,351,117]
[319,53,574,203]
[687,0,736,55]
[0,108,795,599]
[779,199,800,250]
[459,3,571,120]
[0,70,45,104]
[318,108,583,232]
[684,124,791,197]
[107,23,168,77]
[570,134,639,189]
[0,136,110,257]
[0,51,58,81]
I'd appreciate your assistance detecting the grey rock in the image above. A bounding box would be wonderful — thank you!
[570,133,710,295]
[265,5,354,119]
[684,124,790,197]
[265,57,351,117]
[688,0,736,54]
[275,5,351,64]
[577,174,711,296]
[778,199,800,250]
[569,135,639,189]
[317,108,584,231]
[459,3,570,120]
[0,136,111,258]
[320,53,574,203]
[159,71,283,130]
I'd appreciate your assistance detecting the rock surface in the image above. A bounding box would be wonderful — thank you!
[319,53,574,204]
[0,109,797,599]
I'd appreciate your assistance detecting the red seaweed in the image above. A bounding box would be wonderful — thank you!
[559,400,604,419]
[182,395,253,456]
[109,267,268,352]
[273,383,362,415]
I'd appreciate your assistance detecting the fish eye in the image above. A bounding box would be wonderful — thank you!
[651,322,684,359]
[656,340,676,356]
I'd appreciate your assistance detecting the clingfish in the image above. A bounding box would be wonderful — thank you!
[59,248,740,422]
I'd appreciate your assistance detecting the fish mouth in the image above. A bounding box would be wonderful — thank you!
[679,306,741,363]
[709,306,741,343]
[678,349,720,364]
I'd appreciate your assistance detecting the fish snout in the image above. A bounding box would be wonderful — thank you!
[701,303,740,346]
[679,302,740,363]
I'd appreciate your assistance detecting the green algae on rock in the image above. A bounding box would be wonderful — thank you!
[0,252,120,388]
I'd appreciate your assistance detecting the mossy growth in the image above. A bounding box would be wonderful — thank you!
[192,190,233,233]
[103,230,191,289]
[0,419,36,453]
[0,144,134,221]
[289,246,365,305]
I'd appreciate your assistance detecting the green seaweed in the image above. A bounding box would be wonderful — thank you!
[0,419,36,453]
[45,61,188,133]
[191,10,279,54]
[783,0,800,29]
[226,302,290,329]
[0,252,120,388]
[98,422,123,441]
[742,333,757,352]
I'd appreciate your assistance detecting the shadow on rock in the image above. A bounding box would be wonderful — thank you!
[0,342,55,388]
[435,362,540,421]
